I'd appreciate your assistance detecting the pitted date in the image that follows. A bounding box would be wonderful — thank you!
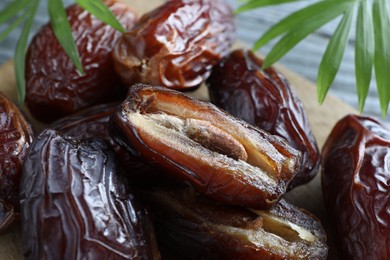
[25,0,138,123]
[207,50,320,189]
[142,182,328,260]
[20,129,159,259]
[322,115,390,259]
[113,0,234,90]
[51,102,160,183]
[0,92,34,233]
[110,84,301,209]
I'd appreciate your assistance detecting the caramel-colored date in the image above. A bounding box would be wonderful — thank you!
[322,115,390,259]
[143,182,328,259]
[25,0,138,123]
[113,0,234,90]
[20,129,159,259]
[51,102,159,183]
[0,92,34,233]
[207,50,320,189]
[110,84,301,209]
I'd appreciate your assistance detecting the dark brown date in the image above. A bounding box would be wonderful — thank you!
[25,0,138,123]
[322,114,390,259]
[207,49,320,189]
[113,0,234,90]
[0,92,34,233]
[142,182,328,260]
[110,84,301,209]
[20,129,160,259]
[51,102,160,183]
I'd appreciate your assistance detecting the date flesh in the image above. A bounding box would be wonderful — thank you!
[113,0,234,90]
[207,49,320,189]
[0,92,34,233]
[25,0,138,123]
[20,129,159,259]
[110,84,301,209]
[142,182,328,260]
[51,102,160,184]
[322,115,390,259]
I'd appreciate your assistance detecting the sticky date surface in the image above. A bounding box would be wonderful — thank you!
[20,130,158,259]
[51,102,159,183]
[322,115,390,259]
[25,0,138,123]
[0,92,33,232]
[114,0,234,90]
[111,84,301,209]
[207,50,320,189]
[143,182,328,260]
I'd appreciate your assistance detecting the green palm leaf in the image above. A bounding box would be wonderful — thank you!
[253,1,355,51]
[240,0,390,114]
[14,0,39,104]
[0,0,30,25]
[355,0,374,112]
[261,1,354,69]
[373,0,390,116]
[48,0,84,74]
[0,15,25,43]
[317,8,355,104]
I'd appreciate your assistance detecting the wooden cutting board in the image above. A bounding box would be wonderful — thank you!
[0,0,357,259]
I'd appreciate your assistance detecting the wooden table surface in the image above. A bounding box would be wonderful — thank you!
[0,0,378,259]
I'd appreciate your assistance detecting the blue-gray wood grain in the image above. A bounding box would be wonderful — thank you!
[0,0,387,124]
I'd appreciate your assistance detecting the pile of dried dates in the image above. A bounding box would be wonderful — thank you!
[1,0,389,259]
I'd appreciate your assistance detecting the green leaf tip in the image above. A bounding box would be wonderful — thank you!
[14,0,40,105]
[76,0,126,33]
[355,0,374,113]
[49,0,84,75]
[317,7,355,104]
[373,0,390,116]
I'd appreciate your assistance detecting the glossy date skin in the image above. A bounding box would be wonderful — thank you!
[142,182,328,260]
[51,102,159,183]
[322,115,390,259]
[207,50,320,189]
[0,92,34,233]
[25,0,138,123]
[113,0,234,90]
[20,129,159,259]
[110,84,301,209]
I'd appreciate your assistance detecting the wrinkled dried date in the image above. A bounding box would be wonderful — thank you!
[20,129,160,259]
[207,50,320,189]
[51,102,160,183]
[113,0,234,90]
[322,115,390,259]
[111,84,301,209]
[0,92,34,233]
[25,0,138,123]
[142,182,328,259]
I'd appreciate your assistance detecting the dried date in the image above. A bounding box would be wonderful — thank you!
[110,84,301,209]
[51,102,161,184]
[20,129,160,259]
[113,0,234,90]
[207,49,320,189]
[0,92,34,233]
[322,115,390,259]
[25,0,138,123]
[142,182,328,259]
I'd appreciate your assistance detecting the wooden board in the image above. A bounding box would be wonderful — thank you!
[0,0,357,259]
